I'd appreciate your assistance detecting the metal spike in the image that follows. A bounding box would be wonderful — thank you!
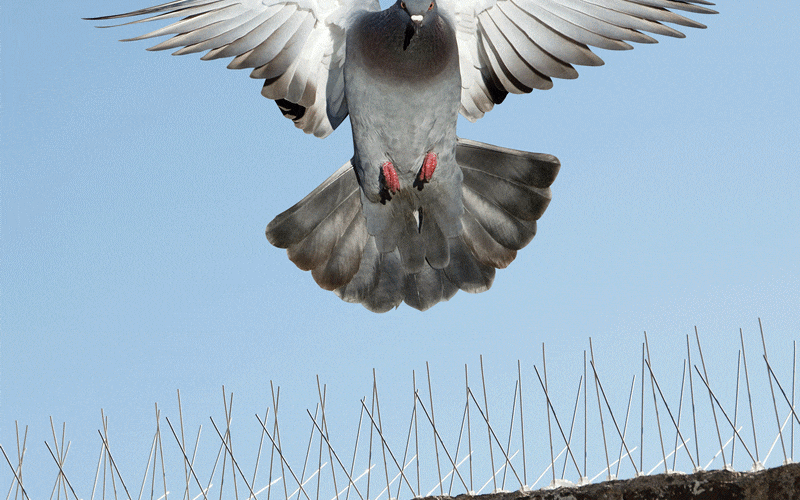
[307,406,370,500]
[164,417,210,500]
[731,351,742,469]
[644,333,668,474]
[318,378,339,500]
[500,380,518,489]
[589,339,611,480]
[0,445,30,500]
[414,393,470,492]
[763,355,800,427]
[6,422,28,500]
[297,405,319,500]
[413,370,421,496]
[695,327,727,466]
[793,341,797,462]
[531,368,581,480]
[177,390,190,500]
[639,343,646,475]
[345,403,363,500]
[97,429,133,500]
[740,328,761,465]
[464,366,473,493]
[686,336,701,470]
[614,376,636,478]
[270,383,289,500]
[759,318,788,463]
[692,366,757,465]
[372,372,391,500]
[561,376,583,481]
[254,413,312,500]
[584,351,588,482]
[542,345,556,485]
[136,426,158,500]
[398,395,418,499]
[671,362,687,473]
[358,400,416,497]
[155,404,168,500]
[479,356,496,492]
[425,363,443,496]
[253,404,274,500]
[586,360,639,476]
[644,359,697,470]
[209,417,259,500]
[517,360,528,488]
[446,397,469,495]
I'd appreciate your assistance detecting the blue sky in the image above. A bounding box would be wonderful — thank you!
[2,1,799,497]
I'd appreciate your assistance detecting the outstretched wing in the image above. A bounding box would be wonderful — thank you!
[88,0,380,137]
[439,0,717,121]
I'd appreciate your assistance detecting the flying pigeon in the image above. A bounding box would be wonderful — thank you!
[89,0,716,312]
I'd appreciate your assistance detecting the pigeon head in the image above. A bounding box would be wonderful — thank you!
[395,0,438,28]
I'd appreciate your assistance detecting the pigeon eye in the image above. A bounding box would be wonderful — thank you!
[400,1,406,9]
[428,2,434,10]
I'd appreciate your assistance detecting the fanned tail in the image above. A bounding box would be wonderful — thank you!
[266,138,560,312]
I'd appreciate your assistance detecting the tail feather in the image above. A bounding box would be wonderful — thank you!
[396,211,426,274]
[403,266,458,312]
[456,138,559,189]
[420,208,449,269]
[443,236,496,294]
[460,206,517,269]
[461,186,538,251]
[266,161,359,248]
[461,167,552,221]
[311,210,369,291]
[266,138,560,312]
[286,193,361,271]
[361,248,404,313]
[335,236,381,305]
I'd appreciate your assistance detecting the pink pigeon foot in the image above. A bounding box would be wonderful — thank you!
[419,152,437,182]
[381,161,400,194]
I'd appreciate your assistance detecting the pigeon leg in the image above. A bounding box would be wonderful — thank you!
[381,161,400,194]
[418,152,437,183]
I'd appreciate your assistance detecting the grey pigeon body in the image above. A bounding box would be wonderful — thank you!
[89,0,716,312]
[346,3,463,259]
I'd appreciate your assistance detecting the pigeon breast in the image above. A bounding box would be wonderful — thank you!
[352,9,458,83]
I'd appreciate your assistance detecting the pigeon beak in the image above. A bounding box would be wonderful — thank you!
[410,14,423,25]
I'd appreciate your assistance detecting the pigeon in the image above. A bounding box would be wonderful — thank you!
[89,0,716,312]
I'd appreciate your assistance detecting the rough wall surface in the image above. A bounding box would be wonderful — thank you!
[426,463,800,500]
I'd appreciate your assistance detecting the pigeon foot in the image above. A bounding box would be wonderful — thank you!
[419,152,437,183]
[381,161,400,194]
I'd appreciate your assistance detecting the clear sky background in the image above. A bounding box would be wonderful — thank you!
[2,1,799,498]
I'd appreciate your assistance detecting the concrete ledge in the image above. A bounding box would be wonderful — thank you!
[423,463,800,500]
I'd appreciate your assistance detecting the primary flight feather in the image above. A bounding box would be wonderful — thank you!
[89,0,716,312]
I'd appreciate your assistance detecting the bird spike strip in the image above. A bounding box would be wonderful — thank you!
[3,323,798,500]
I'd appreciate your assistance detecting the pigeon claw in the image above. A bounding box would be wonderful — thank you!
[419,152,437,183]
[381,161,400,194]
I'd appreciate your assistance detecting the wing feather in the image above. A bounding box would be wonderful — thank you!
[132,5,248,43]
[175,8,278,54]
[509,0,634,50]
[479,12,552,92]
[497,1,604,67]
[232,9,310,70]
[154,14,256,53]
[88,0,381,138]
[486,7,579,79]
[211,5,296,62]
[445,0,716,121]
